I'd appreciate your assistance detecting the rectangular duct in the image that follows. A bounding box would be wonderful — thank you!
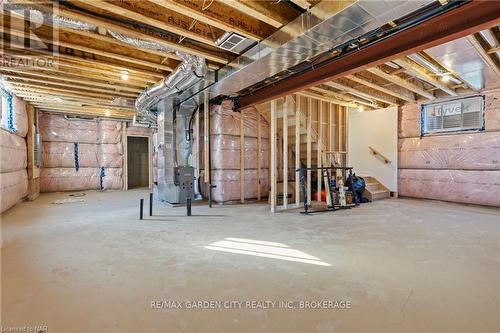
[209,0,435,98]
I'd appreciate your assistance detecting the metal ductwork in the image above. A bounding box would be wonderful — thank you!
[209,0,436,98]
[5,1,208,123]
[7,1,208,205]
[134,53,207,116]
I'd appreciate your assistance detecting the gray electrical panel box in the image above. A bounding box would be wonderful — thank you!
[173,166,194,204]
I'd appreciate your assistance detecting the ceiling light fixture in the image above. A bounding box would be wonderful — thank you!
[120,70,129,81]
[440,75,451,83]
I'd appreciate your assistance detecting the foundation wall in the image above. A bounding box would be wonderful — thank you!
[38,112,125,192]
[0,95,29,213]
[398,90,500,207]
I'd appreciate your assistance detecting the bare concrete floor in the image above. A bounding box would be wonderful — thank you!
[1,189,499,333]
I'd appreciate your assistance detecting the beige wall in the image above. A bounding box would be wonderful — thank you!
[348,106,398,191]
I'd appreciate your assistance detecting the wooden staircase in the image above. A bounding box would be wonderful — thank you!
[362,176,390,201]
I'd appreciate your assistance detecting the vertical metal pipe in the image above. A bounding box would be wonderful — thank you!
[140,199,144,220]
[187,198,192,216]
[149,193,153,216]
[206,93,213,208]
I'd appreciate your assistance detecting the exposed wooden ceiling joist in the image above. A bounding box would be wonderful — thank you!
[36,107,135,120]
[0,69,144,93]
[13,91,114,104]
[391,58,458,96]
[467,32,500,77]
[297,90,355,107]
[8,83,130,100]
[2,41,166,81]
[3,76,139,98]
[326,79,400,106]
[90,0,220,46]
[11,0,231,64]
[1,26,174,72]
[12,67,151,88]
[310,86,376,108]
[221,0,296,29]
[345,73,415,103]
[149,0,276,40]
[417,51,478,92]
[289,0,312,10]
[366,67,435,100]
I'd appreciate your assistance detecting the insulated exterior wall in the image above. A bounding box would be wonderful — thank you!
[42,142,123,168]
[0,95,29,213]
[398,90,500,206]
[39,112,123,192]
[40,168,122,192]
[201,101,270,203]
[1,129,27,173]
[39,113,122,144]
[0,170,28,213]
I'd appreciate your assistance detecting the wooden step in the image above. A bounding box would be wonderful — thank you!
[371,190,390,201]
[361,176,390,202]
[365,182,379,191]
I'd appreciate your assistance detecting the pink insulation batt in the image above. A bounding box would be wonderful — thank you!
[399,132,500,170]
[39,112,122,144]
[398,90,500,207]
[1,128,27,173]
[201,102,270,202]
[12,96,28,138]
[0,95,29,213]
[39,112,125,193]
[210,169,269,203]
[0,169,28,213]
[41,167,122,192]
[398,169,500,207]
[42,142,123,168]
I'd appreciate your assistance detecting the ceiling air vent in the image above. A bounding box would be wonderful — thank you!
[216,32,249,53]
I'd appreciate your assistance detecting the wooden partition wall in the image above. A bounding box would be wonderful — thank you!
[264,94,348,212]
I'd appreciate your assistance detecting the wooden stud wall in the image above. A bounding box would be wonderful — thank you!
[264,94,348,213]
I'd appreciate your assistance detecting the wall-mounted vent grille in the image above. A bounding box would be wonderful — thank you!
[422,96,484,135]
[216,32,247,52]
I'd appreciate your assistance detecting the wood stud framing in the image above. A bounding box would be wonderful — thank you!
[265,94,349,212]
[2,0,485,121]
[1,0,302,118]
[240,109,245,204]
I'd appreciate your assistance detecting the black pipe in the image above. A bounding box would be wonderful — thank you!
[149,193,153,216]
[208,184,213,208]
[140,199,144,220]
[187,198,192,216]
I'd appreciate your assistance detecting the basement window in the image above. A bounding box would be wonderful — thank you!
[421,96,484,135]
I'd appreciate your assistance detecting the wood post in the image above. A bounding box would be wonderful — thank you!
[257,108,261,201]
[203,91,209,184]
[240,108,245,203]
[317,101,323,202]
[26,104,40,201]
[270,99,277,212]
[283,96,289,209]
[306,97,312,205]
[295,95,301,206]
